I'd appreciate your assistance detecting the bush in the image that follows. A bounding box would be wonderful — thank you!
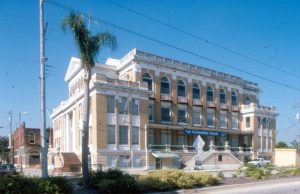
[239,164,272,179]
[0,175,72,194]
[88,169,141,193]
[138,169,220,191]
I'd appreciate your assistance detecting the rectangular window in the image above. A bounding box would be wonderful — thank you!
[257,117,261,128]
[148,104,154,122]
[262,118,267,129]
[132,127,139,145]
[178,131,184,145]
[29,132,35,144]
[107,125,115,144]
[246,117,250,128]
[161,131,171,145]
[149,129,154,145]
[107,96,115,113]
[119,155,130,167]
[132,99,139,116]
[207,108,215,127]
[232,112,238,130]
[192,107,201,126]
[119,126,128,144]
[161,102,171,123]
[119,97,128,115]
[257,136,261,148]
[263,137,267,149]
[220,110,227,129]
[178,106,187,124]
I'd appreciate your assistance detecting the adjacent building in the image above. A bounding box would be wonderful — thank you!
[13,123,52,168]
[50,49,277,171]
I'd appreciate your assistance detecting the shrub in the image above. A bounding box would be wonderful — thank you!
[239,164,272,180]
[138,169,220,191]
[0,175,72,194]
[217,171,224,179]
[88,169,141,193]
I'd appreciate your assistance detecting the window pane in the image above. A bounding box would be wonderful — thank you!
[107,96,115,113]
[207,108,215,127]
[119,126,128,144]
[149,129,154,145]
[246,117,250,128]
[161,107,171,122]
[178,80,185,97]
[207,87,214,101]
[148,105,154,121]
[193,84,200,99]
[132,99,139,116]
[132,127,139,145]
[192,108,201,126]
[232,92,237,106]
[161,77,170,94]
[143,73,152,91]
[108,125,115,144]
[161,131,171,144]
[220,111,227,128]
[178,109,186,123]
[220,90,226,104]
[232,113,238,129]
[119,97,128,114]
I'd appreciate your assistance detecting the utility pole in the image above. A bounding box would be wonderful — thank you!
[8,111,13,164]
[40,0,48,178]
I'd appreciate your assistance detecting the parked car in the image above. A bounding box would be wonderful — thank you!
[248,158,271,167]
[0,164,16,175]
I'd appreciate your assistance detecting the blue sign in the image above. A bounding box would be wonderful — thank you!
[184,128,226,137]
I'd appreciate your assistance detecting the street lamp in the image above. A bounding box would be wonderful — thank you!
[19,112,29,172]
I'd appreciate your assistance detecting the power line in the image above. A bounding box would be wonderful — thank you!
[105,0,300,79]
[44,0,300,93]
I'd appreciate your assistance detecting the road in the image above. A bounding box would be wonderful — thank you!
[174,177,300,194]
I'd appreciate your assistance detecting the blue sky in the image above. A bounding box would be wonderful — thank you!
[0,0,300,144]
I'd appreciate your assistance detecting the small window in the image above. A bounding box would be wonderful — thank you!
[132,127,139,145]
[220,89,226,104]
[246,117,250,128]
[132,99,139,116]
[192,83,200,99]
[143,73,152,91]
[207,108,215,127]
[107,125,115,144]
[148,102,155,122]
[29,132,35,144]
[177,80,185,97]
[161,103,171,123]
[119,126,128,144]
[245,96,252,105]
[218,155,223,161]
[231,91,238,106]
[119,97,128,114]
[232,112,239,130]
[178,106,187,124]
[192,107,201,126]
[220,110,227,129]
[207,86,214,102]
[107,96,115,113]
[161,77,170,94]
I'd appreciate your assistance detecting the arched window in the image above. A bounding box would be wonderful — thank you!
[192,83,200,99]
[220,89,226,104]
[245,96,252,105]
[231,91,238,106]
[177,80,185,97]
[142,73,152,91]
[207,86,214,102]
[161,77,170,94]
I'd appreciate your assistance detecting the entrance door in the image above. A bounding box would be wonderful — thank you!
[155,158,162,169]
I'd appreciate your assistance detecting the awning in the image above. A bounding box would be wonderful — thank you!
[152,152,178,158]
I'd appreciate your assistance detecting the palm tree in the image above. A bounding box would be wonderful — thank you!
[62,11,117,187]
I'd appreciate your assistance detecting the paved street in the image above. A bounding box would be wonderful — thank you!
[176,177,300,194]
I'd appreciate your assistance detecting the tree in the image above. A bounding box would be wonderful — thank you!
[275,141,289,148]
[291,139,300,150]
[0,137,10,163]
[62,12,117,187]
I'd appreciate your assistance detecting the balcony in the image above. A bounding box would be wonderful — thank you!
[178,96,187,103]
[160,93,171,101]
[207,101,216,107]
[192,99,203,106]
[220,103,228,110]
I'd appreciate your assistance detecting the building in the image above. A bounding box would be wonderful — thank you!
[50,49,277,171]
[13,122,52,168]
[274,148,300,167]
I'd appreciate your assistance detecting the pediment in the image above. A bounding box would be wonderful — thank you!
[64,57,82,82]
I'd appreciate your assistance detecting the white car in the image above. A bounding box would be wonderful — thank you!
[248,158,270,167]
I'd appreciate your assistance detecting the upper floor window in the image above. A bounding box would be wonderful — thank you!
[231,91,238,106]
[131,99,139,116]
[220,89,226,104]
[192,107,201,126]
[161,102,171,123]
[29,132,35,144]
[142,73,152,91]
[220,110,227,129]
[161,77,170,94]
[207,86,214,102]
[245,96,252,105]
[192,83,200,99]
[119,126,128,144]
[107,96,115,113]
[207,108,215,127]
[107,125,115,144]
[119,97,128,115]
[148,101,155,122]
[178,105,187,124]
[177,80,185,97]
[246,117,250,128]
[232,112,239,130]
[132,127,139,145]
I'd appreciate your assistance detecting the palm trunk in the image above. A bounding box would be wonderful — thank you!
[82,68,91,187]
